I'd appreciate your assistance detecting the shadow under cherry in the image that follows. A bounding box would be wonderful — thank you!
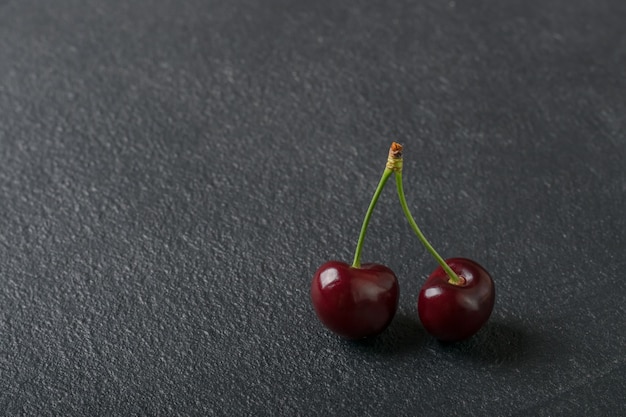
[343,315,566,367]
[432,319,561,367]
[343,312,428,357]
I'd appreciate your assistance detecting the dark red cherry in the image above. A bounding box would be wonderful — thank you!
[311,261,400,339]
[418,258,495,342]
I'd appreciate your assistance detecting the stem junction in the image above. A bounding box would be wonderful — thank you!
[352,142,461,286]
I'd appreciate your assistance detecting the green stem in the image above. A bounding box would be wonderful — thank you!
[395,171,462,284]
[351,168,394,268]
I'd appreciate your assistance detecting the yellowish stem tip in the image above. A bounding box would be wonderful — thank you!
[386,142,404,171]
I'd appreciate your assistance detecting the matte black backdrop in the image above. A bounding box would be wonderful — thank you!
[1,0,625,415]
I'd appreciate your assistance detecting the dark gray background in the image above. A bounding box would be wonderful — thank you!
[1,0,625,415]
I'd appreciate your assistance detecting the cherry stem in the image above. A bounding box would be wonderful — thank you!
[351,168,393,268]
[394,158,462,285]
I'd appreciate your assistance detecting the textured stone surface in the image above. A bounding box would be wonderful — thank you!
[1,0,625,415]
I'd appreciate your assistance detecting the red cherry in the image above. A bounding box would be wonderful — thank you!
[311,261,400,339]
[418,258,495,342]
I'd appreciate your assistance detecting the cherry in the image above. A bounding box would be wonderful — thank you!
[311,261,399,339]
[391,142,496,341]
[310,144,402,339]
[418,258,495,342]
[310,142,496,341]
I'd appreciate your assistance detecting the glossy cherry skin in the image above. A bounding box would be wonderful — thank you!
[311,261,400,339]
[418,258,495,342]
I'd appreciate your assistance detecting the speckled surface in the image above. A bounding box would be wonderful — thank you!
[1,0,625,415]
